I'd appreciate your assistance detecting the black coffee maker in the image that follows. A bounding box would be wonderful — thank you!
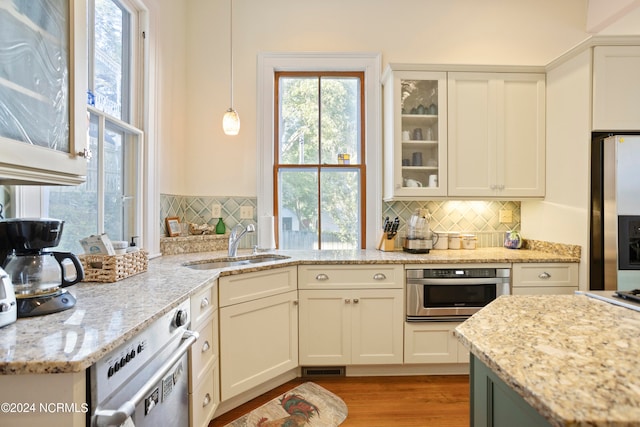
[0,218,84,317]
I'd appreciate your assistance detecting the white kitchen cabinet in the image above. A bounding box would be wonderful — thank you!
[218,268,298,400]
[448,72,546,198]
[189,282,219,427]
[298,265,404,365]
[404,321,468,364]
[0,0,88,185]
[593,46,640,131]
[382,65,448,200]
[299,288,404,365]
[512,263,579,295]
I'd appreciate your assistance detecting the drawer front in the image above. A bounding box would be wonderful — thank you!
[298,264,403,289]
[189,313,217,390]
[512,263,579,287]
[190,282,217,328]
[219,266,297,307]
[512,286,577,295]
[190,366,218,427]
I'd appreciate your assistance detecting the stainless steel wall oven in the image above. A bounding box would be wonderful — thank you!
[406,267,510,321]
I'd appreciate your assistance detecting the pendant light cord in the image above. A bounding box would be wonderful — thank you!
[229,0,234,109]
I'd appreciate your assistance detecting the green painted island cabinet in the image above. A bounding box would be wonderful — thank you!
[471,355,552,427]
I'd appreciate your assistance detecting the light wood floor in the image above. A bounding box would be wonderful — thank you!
[209,375,470,427]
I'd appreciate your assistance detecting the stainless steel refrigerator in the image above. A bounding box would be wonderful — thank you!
[590,134,640,291]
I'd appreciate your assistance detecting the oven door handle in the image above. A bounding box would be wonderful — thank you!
[92,330,199,427]
[407,278,504,286]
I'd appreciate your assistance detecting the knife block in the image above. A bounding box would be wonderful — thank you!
[379,235,397,252]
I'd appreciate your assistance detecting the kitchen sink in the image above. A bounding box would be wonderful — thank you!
[184,255,290,270]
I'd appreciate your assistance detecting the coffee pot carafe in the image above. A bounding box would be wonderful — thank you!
[3,251,84,296]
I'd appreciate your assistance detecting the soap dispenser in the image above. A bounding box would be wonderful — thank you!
[215,218,226,234]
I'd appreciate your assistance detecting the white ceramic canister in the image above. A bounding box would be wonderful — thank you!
[433,231,449,250]
[461,233,477,250]
[448,232,461,249]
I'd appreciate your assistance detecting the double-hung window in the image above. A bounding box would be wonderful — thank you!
[275,72,366,250]
[45,0,144,253]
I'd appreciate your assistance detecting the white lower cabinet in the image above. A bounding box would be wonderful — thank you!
[219,267,298,401]
[189,282,219,427]
[512,263,579,295]
[298,265,404,366]
[404,321,469,364]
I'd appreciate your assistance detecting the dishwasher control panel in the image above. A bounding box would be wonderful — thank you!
[91,299,190,403]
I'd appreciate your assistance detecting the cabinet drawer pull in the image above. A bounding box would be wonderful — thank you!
[353,298,359,304]
[373,273,386,281]
[202,393,211,408]
[538,272,551,280]
[200,297,210,309]
[315,273,329,281]
[201,340,210,353]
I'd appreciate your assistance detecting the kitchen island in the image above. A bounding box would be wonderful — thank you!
[454,294,640,427]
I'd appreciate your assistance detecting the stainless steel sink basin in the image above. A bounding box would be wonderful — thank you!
[184,255,289,270]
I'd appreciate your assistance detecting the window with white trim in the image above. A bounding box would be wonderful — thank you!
[257,53,382,250]
[44,0,144,253]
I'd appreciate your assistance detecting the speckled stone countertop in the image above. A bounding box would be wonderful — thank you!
[0,247,578,375]
[455,294,640,427]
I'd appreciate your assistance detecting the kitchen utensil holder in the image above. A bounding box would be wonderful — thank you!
[80,250,148,282]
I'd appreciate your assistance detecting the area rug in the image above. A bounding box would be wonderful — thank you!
[224,382,348,427]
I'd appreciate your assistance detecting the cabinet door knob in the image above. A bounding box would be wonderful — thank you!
[539,272,551,279]
[202,393,211,407]
[353,298,359,304]
[202,340,210,353]
[373,273,386,281]
[345,299,351,304]
[315,273,329,281]
[200,297,210,309]
[293,300,299,306]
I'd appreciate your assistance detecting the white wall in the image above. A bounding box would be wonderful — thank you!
[521,50,592,289]
[175,0,591,197]
[149,0,189,196]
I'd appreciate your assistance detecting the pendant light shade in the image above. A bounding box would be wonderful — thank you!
[223,108,240,135]
[223,0,240,135]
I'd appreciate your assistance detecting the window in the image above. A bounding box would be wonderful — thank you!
[257,53,381,250]
[275,72,365,249]
[44,0,143,253]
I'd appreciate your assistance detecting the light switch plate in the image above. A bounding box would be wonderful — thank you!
[499,209,513,224]
[240,206,254,219]
[211,204,222,218]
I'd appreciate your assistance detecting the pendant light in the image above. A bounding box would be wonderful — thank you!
[222,0,240,135]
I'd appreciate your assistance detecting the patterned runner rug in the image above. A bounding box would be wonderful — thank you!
[224,382,348,427]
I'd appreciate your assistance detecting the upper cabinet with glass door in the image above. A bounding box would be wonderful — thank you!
[0,0,88,185]
[382,66,447,200]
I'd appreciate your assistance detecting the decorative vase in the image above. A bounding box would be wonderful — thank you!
[215,218,226,234]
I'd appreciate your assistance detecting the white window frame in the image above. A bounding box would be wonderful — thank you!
[257,52,382,249]
[14,0,160,256]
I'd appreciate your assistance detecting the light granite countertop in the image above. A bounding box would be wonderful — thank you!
[455,294,640,427]
[0,247,578,375]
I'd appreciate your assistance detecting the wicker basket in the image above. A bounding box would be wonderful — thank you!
[80,250,148,283]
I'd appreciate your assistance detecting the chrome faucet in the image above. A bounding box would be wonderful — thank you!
[228,223,256,257]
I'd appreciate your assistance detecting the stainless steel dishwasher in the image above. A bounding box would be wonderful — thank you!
[89,299,198,427]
